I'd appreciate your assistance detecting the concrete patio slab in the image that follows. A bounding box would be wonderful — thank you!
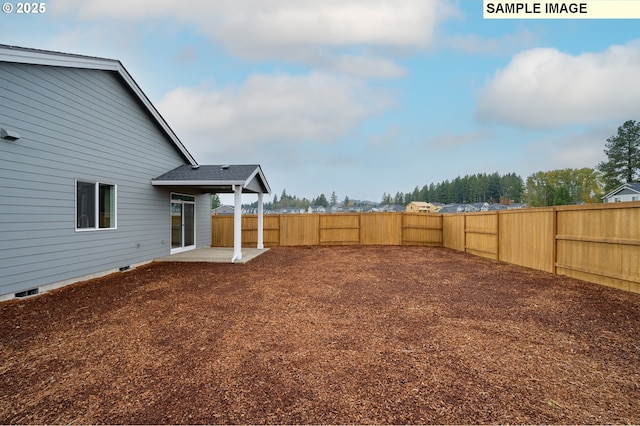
[154,247,269,264]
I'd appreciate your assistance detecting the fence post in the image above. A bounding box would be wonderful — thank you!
[496,211,500,261]
[463,213,467,253]
[552,207,558,275]
[277,215,281,246]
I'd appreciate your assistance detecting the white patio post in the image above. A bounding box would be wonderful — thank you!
[257,192,264,249]
[232,185,242,262]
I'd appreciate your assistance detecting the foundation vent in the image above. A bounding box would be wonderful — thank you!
[15,288,39,298]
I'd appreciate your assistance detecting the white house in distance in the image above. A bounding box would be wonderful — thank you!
[602,182,640,203]
[0,45,270,301]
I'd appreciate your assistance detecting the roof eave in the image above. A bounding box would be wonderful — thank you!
[247,165,272,195]
[151,180,246,187]
[115,62,198,166]
[0,44,198,166]
[602,182,640,199]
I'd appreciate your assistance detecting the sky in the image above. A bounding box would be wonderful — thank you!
[2,1,639,204]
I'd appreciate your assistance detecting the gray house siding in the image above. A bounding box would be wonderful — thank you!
[196,194,212,249]
[0,61,205,297]
[613,188,638,196]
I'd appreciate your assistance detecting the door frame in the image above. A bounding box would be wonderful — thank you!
[170,192,196,254]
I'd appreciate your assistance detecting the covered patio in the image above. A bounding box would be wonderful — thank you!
[152,164,271,263]
[154,247,269,264]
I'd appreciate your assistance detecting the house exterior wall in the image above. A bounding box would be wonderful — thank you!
[406,202,434,213]
[604,188,640,203]
[0,62,199,298]
[196,193,212,248]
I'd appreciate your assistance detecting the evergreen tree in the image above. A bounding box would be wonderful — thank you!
[597,119,640,191]
[418,185,429,202]
[393,191,404,205]
[330,191,338,206]
[501,173,524,203]
[411,186,420,203]
[313,193,329,207]
[435,180,450,203]
[487,172,502,203]
[211,194,221,210]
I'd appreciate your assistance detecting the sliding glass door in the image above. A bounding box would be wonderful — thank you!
[171,193,196,253]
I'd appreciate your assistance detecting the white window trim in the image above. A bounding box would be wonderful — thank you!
[75,179,118,232]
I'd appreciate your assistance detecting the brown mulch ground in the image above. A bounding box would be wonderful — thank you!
[1,246,640,425]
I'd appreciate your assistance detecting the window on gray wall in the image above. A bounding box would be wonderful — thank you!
[76,180,116,230]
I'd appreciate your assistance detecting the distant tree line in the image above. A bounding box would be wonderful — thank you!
[236,119,639,210]
[383,172,524,206]
[243,189,333,211]
[243,169,596,210]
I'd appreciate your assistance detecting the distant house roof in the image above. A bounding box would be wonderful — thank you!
[380,204,405,212]
[152,164,271,194]
[487,203,509,210]
[439,204,466,214]
[212,205,235,215]
[471,202,488,209]
[0,44,197,165]
[507,203,528,209]
[602,182,640,200]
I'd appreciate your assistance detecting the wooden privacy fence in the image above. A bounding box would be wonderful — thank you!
[212,203,640,294]
[212,212,443,248]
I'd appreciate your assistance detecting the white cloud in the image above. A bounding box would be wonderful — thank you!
[50,0,455,77]
[157,72,393,161]
[51,0,452,49]
[476,40,640,129]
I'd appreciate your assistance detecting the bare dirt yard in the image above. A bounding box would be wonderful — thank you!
[1,246,640,425]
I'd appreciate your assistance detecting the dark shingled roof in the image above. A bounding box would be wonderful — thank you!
[154,164,259,181]
[152,164,271,194]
